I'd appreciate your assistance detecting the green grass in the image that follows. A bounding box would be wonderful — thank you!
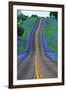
[18,40,26,53]
[18,17,37,52]
[22,17,37,39]
[44,19,58,53]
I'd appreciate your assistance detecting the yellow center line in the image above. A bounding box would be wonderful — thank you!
[35,52,39,79]
[35,19,42,79]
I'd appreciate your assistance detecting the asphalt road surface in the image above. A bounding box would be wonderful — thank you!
[17,18,57,80]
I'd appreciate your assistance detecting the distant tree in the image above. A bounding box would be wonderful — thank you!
[17,13,28,37]
[49,12,58,20]
[17,13,28,23]
[31,15,38,17]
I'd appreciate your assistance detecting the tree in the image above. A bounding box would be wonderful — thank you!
[17,13,28,36]
[31,15,38,17]
[49,12,58,20]
[17,26,24,36]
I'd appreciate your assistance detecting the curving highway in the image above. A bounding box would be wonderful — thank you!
[17,18,57,80]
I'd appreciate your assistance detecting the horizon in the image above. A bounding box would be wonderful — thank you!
[17,9,50,17]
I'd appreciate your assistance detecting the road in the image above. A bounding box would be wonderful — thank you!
[17,18,57,80]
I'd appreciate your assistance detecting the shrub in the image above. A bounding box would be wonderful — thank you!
[17,26,24,36]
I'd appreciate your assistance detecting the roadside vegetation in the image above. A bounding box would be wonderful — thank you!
[17,11,37,54]
[44,12,58,54]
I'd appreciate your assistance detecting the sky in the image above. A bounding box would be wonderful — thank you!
[18,10,50,17]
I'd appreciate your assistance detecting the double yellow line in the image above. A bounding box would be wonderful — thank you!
[35,52,39,79]
[35,19,42,79]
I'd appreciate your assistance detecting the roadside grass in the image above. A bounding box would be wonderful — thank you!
[44,18,58,53]
[18,17,37,53]
[22,17,37,39]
